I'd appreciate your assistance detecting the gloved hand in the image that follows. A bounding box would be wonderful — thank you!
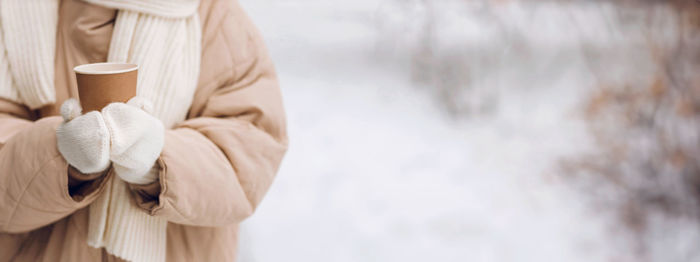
[56,99,111,174]
[101,97,164,185]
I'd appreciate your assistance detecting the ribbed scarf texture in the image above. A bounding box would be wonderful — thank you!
[0,1,201,261]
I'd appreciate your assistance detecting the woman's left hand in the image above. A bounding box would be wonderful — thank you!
[101,97,164,185]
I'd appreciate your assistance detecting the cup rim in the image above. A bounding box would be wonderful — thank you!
[74,62,138,75]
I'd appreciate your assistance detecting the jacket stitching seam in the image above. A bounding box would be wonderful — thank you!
[3,153,62,232]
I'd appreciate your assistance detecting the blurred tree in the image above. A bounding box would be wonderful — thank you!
[566,0,700,260]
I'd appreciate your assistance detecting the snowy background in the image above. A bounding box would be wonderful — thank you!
[235,1,696,261]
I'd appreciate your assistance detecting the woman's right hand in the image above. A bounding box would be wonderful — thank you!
[55,98,111,174]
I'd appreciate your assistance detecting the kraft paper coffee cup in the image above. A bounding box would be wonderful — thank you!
[74,62,138,113]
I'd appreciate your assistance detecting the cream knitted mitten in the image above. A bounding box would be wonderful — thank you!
[101,97,164,184]
[56,98,111,174]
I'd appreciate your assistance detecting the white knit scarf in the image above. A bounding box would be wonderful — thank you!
[0,1,201,261]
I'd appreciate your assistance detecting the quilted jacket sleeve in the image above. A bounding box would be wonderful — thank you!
[0,99,109,233]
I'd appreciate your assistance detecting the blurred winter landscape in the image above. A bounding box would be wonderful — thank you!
[237,0,700,261]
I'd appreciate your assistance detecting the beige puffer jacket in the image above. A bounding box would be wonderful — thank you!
[0,0,287,261]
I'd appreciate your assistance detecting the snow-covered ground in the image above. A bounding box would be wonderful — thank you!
[234,1,661,261]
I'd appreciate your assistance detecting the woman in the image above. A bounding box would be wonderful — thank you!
[0,0,287,261]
